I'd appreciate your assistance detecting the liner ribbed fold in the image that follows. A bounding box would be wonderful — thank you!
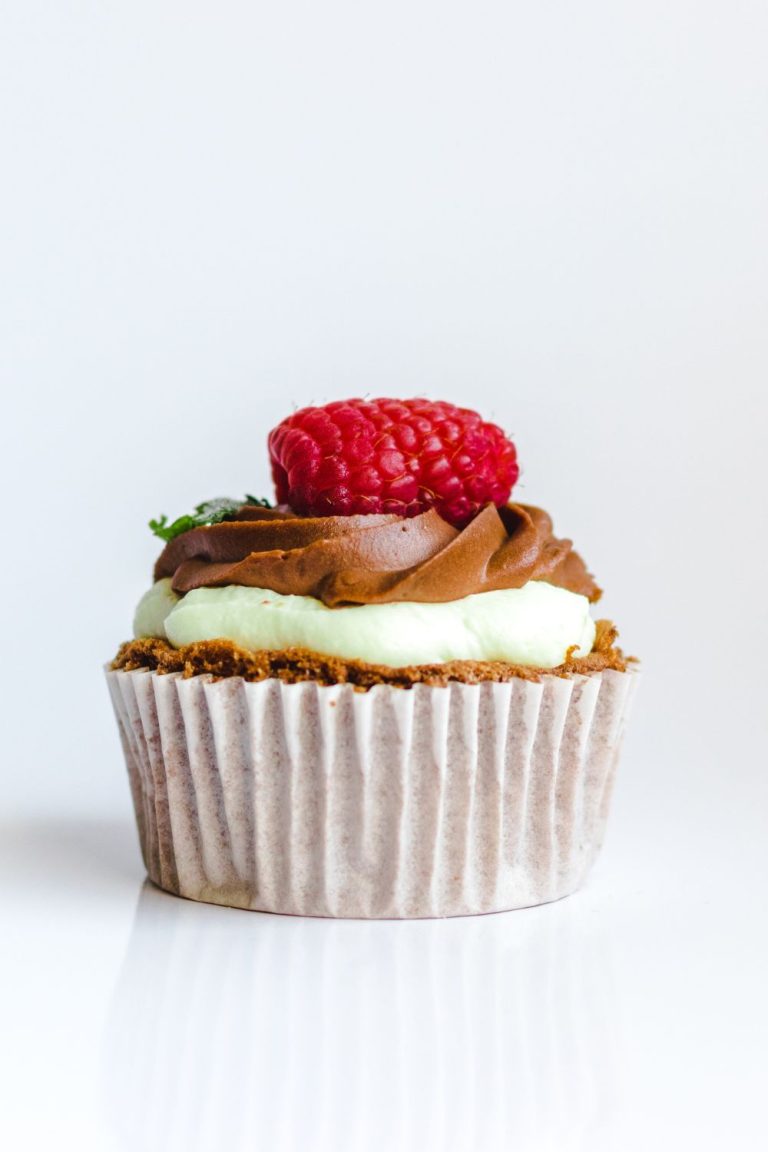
[106,668,637,918]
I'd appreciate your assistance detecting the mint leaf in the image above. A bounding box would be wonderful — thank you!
[149,496,270,542]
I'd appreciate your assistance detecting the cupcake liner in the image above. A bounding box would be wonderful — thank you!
[106,666,637,918]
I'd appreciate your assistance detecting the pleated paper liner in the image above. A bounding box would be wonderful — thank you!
[106,666,637,918]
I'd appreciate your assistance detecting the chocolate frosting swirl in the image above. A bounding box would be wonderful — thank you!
[154,503,600,607]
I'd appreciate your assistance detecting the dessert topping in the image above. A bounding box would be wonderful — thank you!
[268,398,519,527]
[149,496,269,542]
[153,502,600,606]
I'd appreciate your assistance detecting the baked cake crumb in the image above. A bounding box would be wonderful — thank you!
[112,619,631,690]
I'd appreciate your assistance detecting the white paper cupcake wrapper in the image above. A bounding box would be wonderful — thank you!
[106,667,637,918]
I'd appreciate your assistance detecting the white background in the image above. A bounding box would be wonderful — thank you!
[1,3,767,1150]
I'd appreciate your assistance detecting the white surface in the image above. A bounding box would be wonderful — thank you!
[1,1,767,1148]
[2,789,767,1152]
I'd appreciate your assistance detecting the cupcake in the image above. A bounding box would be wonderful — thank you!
[107,398,636,918]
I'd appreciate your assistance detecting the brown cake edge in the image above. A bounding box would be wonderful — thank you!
[111,619,632,689]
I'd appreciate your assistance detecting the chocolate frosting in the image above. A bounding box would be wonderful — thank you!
[154,503,600,607]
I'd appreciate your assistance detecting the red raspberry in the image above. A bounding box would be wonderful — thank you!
[268,398,519,527]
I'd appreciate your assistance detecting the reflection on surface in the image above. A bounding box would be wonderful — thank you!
[104,883,620,1152]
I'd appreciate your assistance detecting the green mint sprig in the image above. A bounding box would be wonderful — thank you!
[149,495,270,542]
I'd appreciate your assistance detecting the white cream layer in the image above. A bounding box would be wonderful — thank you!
[134,578,595,669]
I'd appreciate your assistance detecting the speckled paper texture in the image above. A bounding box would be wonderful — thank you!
[106,668,637,918]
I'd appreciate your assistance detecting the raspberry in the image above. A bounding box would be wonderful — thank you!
[268,398,519,527]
